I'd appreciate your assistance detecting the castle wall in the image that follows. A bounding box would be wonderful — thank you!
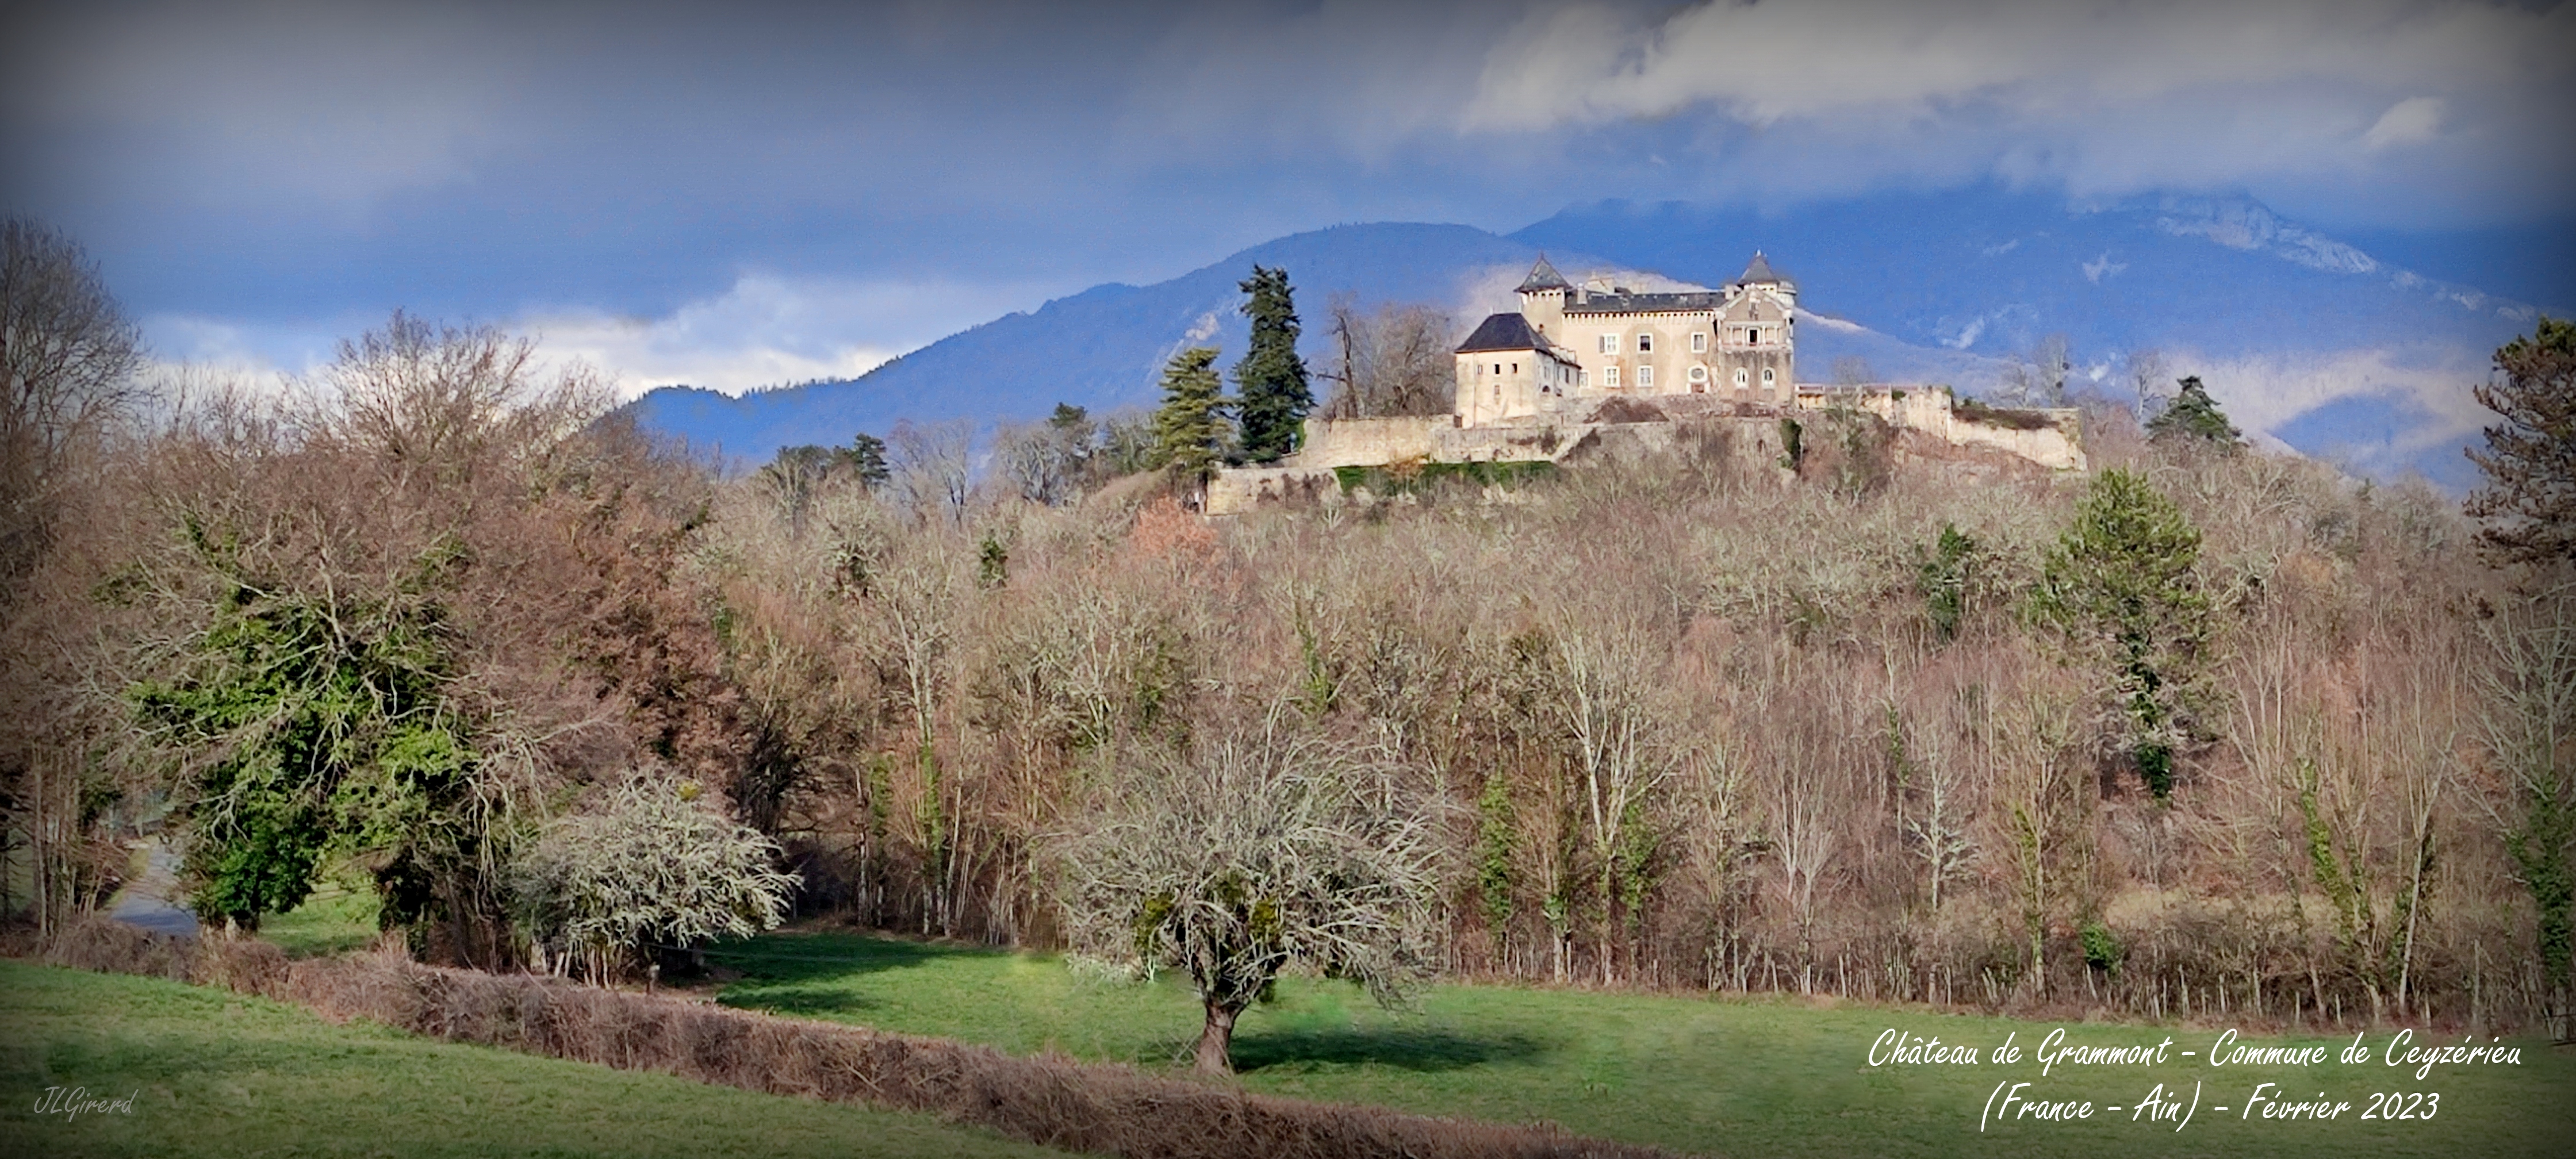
[1794,387,2087,471]
[1289,416,1447,467]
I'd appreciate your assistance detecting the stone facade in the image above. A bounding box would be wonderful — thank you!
[1456,253,1800,423]
[1201,253,2087,514]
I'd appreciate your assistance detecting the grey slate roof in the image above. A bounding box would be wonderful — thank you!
[1565,290,1726,315]
[1739,251,1792,286]
[1455,312,1557,354]
[1516,254,1571,293]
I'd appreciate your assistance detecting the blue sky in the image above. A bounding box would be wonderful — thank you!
[6,0,2570,397]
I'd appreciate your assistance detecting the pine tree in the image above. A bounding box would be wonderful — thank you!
[1151,346,1228,486]
[840,432,891,488]
[1233,265,1312,463]
[2032,469,2211,798]
[2466,316,2576,568]
[2145,375,2240,448]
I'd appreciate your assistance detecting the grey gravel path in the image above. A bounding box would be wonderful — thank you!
[106,839,199,938]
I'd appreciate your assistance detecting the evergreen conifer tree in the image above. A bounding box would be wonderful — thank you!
[2146,375,2241,448]
[1233,265,1312,463]
[1151,346,1228,486]
[2033,469,2211,798]
[2465,316,2576,568]
[842,432,891,488]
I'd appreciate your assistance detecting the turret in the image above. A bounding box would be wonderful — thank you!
[1516,254,1570,336]
[1736,251,1797,310]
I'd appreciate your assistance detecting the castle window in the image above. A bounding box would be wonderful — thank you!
[1637,366,1654,388]
[1600,335,1619,354]
[1689,365,1707,383]
[1636,333,1653,353]
[1580,369,1589,387]
[1604,366,1621,388]
[1511,362,1519,373]
[1734,367,1749,386]
[1762,368,1776,385]
[1692,332,1708,353]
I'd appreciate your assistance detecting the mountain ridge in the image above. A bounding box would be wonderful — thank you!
[623,188,2547,487]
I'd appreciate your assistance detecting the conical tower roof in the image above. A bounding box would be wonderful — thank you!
[1517,254,1571,293]
[1738,251,1792,287]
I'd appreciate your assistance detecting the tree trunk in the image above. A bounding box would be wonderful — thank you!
[1194,999,1240,1074]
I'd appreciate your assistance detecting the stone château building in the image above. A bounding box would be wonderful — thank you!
[1199,248,2087,515]
[1454,253,1799,425]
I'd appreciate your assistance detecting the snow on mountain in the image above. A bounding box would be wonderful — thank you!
[624,187,2554,488]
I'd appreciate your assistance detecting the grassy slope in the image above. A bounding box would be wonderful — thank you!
[712,930,2576,1159]
[0,959,1068,1159]
[257,875,381,958]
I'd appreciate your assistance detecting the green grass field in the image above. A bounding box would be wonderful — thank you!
[711,928,2576,1159]
[0,958,1070,1159]
[256,873,382,958]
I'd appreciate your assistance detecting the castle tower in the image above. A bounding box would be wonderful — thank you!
[1516,254,1570,339]
[1735,250,1796,310]
[1715,251,1796,401]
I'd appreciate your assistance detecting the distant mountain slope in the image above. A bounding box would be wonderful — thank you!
[622,223,1581,465]
[1513,187,2551,362]
[626,188,2551,488]
[1514,189,2550,488]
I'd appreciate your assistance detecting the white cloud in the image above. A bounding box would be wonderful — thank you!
[1467,2,2555,129]
[2082,252,2128,283]
[2172,343,2489,475]
[143,274,1063,402]
[528,274,1067,399]
[1459,1,2571,212]
[2363,95,2445,151]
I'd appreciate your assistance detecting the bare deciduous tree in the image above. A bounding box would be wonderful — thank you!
[1052,717,1446,1073]
[890,419,975,523]
[2474,584,2576,1033]
[1318,297,1456,420]
[1,217,144,600]
[1557,621,1672,984]
[994,404,1095,506]
[1999,333,2072,407]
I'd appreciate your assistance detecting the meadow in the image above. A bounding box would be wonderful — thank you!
[710,927,2576,1159]
[0,957,1070,1159]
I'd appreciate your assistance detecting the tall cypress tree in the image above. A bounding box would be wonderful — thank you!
[1233,265,1312,463]
[1151,346,1228,486]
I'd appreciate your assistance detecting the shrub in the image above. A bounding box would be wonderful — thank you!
[513,772,800,981]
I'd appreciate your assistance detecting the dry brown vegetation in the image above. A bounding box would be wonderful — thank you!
[671,404,2567,1033]
[5,300,2571,1039]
